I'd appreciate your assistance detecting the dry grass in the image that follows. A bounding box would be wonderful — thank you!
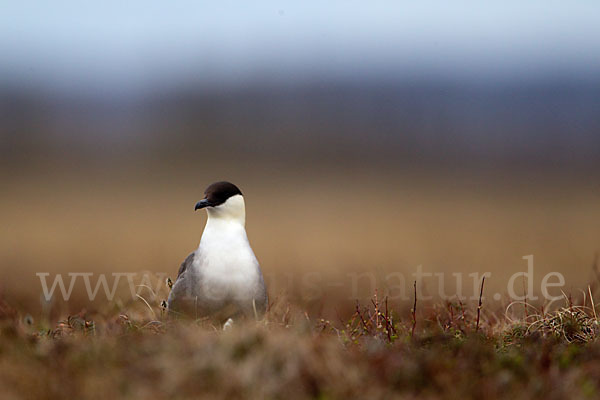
[2,283,600,399]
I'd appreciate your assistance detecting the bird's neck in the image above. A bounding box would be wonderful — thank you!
[199,216,247,249]
[198,195,248,248]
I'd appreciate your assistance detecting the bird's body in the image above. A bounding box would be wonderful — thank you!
[167,182,267,322]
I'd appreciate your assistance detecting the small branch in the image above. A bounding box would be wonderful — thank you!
[356,300,368,332]
[476,276,486,332]
[568,292,573,313]
[522,278,529,320]
[385,296,391,342]
[374,290,379,328]
[411,281,417,338]
[458,299,466,323]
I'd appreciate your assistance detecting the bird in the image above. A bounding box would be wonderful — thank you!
[167,181,268,325]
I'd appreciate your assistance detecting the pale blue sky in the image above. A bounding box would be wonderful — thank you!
[1,1,599,93]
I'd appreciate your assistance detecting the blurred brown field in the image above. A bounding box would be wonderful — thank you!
[1,161,598,319]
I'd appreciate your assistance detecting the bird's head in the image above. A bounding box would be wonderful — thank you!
[195,181,245,224]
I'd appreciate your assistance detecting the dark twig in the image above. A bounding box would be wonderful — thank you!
[476,276,486,332]
[411,281,417,338]
[458,298,466,326]
[568,292,574,313]
[522,277,529,320]
[356,300,368,332]
[372,290,379,328]
[385,296,391,342]
[447,301,454,329]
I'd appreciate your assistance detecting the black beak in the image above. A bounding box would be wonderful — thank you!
[194,199,212,211]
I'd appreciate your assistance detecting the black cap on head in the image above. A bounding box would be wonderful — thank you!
[195,181,243,210]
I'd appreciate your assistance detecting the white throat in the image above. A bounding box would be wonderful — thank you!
[205,194,246,226]
[199,194,247,248]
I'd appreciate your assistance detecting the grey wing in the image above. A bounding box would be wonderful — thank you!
[167,252,196,313]
[176,251,195,279]
[254,268,269,316]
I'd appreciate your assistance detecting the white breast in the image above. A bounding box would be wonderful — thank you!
[193,217,260,301]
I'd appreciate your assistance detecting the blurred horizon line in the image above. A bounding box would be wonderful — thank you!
[2,77,599,173]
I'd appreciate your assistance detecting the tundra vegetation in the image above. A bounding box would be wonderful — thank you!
[1,280,600,400]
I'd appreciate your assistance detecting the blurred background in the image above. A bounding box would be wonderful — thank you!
[1,1,599,317]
